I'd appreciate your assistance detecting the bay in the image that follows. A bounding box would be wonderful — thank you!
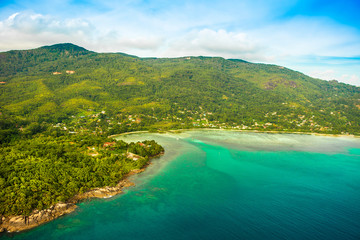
[2,131,360,240]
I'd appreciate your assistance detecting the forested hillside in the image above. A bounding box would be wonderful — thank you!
[1,43,359,138]
[0,136,163,216]
[0,43,359,220]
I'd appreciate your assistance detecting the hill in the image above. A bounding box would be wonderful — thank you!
[1,43,359,139]
[0,43,359,226]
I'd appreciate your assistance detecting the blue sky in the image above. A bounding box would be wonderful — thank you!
[0,0,359,85]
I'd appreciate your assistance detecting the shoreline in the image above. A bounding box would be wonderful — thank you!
[110,128,359,139]
[1,129,357,233]
[0,154,163,234]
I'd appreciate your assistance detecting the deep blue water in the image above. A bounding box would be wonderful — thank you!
[2,131,360,240]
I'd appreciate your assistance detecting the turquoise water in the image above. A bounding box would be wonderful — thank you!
[2,131,360,240]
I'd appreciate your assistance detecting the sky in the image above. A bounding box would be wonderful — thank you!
[0,0,359,86]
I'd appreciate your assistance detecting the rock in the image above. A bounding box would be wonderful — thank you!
[0,180,135,233]
[55,203,68,210]
[0,203,78,233]
[36,212,50,222]
[9,216,25,225]
[28,216,35,223]
[0,158,153,233]
[33,211,43,220]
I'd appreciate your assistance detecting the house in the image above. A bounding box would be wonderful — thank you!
[103,142,115,148]
[66,70,75,74]
[127,152,141,161]
[52,72,62,75]
[137,142,146,147]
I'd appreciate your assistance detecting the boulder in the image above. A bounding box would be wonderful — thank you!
[9,216,25,225]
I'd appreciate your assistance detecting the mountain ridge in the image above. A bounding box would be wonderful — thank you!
[0,43,354,85]
[40,43,89,52]
[0,43,359,137]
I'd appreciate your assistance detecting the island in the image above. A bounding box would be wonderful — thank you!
[0,43,359,233]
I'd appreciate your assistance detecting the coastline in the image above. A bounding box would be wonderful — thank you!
[1,129,356,233]
[0,154,163,233]
[110,128,359,139]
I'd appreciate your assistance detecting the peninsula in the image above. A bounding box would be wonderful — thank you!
[0,136,164,232]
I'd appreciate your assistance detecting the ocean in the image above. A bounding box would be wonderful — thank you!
[2,131,360,240]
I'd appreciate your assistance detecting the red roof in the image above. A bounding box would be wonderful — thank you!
[103,142,115,147]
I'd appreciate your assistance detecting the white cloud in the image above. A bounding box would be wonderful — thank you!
[5,11,92,34]
[249,16,360,61]
[0,11,94,51]
[160,29,268,61]
[0,8,359,86]
[93,34,164,53]
[309,69,337,80]
[338,74,360,86]
[193,29,256,54]
[0,11,164,52]
[307,69,360,86]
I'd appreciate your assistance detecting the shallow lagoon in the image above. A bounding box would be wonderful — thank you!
[2,131,360,240]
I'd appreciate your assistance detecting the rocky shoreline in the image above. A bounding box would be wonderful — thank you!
[0,168,147,233]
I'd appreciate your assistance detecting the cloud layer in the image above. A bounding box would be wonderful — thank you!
[0,0,359,85]
[0,11,94,50]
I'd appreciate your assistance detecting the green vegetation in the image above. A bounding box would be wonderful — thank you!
[0,43,359,216]
[0,134,163,216]
[1,43,359,136]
